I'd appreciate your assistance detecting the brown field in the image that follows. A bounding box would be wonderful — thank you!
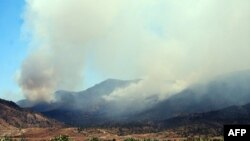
[0,127,223,141]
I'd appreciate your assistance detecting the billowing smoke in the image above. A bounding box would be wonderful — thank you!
[19,0,250,111]
[18,0,121,102]
[101,0,250,111]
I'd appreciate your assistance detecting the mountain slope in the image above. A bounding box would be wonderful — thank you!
[157,103,250,136]
[17,71,250,127]
[137,70,250,121]
[18,79,139,126]
[0,98,62,129]
[162,103,250,127]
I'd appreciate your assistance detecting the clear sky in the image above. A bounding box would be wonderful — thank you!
[0,0,27,101]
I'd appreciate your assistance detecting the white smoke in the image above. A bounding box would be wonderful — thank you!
[19,0,250,109]
[18,0,122,101]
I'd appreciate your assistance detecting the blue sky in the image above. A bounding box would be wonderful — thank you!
[0,0,27,101]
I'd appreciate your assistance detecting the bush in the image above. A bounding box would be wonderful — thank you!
[50,135,70,141]
[124,138,140,141]
[19,137,27,141]
[88,137,101,141]
[0,136,12,141]
[143,139,159,141]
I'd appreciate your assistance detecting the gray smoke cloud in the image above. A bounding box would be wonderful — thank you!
[101,0,250,111]
[18,0,250,107]
[18,0,121,101]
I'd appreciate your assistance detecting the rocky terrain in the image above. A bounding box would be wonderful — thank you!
[0,98,62,136]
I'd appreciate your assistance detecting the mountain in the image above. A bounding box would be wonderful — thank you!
[18,79,139,110]
[0,98,62,129]
[163,102,250,127]
[17,71,250,127]
[158,102,250,136]
[17,79,140,126]
[137,70,250,121]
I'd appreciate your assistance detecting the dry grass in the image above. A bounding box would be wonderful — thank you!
[0,128,223,141]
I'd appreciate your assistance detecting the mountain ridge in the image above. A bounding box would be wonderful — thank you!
[16,71,250,127]
[0,98,63,129]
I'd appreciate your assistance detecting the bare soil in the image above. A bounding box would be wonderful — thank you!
[0,127,222,141]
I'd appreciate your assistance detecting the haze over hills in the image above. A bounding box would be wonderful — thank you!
[157,102,250,136]
[10,0,250,130]
[17,71,250,127]
[18,79,140,126]
[1,70,250,138]
[2,0,250,139]
[138,70,250,121]
[162,102,250,128]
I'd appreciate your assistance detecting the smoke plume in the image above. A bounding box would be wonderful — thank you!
[18,0,121,101]
[19,0,250,108]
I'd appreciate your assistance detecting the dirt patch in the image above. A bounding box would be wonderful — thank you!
[1,127,222,141]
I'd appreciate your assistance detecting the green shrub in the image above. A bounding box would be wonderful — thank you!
[143,139,159,141]
[124,138,140,141]
[0,136,12,141]
[50,135,70,141]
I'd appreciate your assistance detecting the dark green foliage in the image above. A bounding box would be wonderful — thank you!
[143,139,159,141]
[0,136,28,141]
[124,138,140,141]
